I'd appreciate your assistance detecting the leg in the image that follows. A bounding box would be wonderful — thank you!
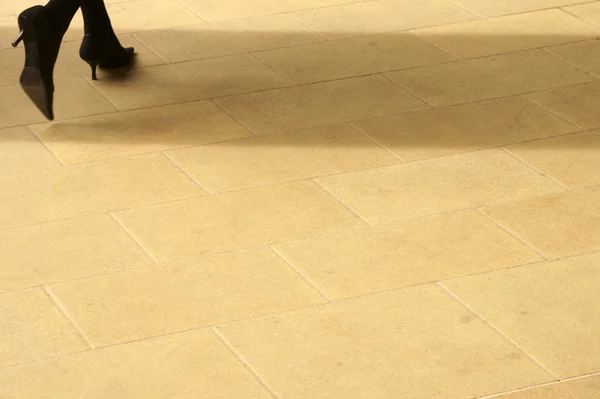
[44,0,80,37]
[80,0,118,40]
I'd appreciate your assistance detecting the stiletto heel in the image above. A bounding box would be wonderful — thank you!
[86,60,99,80]
[11,30,24,47]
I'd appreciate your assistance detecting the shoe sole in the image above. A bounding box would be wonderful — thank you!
[17,8,55,121]
[20,66,53,121]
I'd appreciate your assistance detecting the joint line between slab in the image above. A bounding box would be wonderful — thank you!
[210,99,260,136]
[43,286,95,349]
[250,52,297,86]
[109,212,160,264]
[311,179,371,225]
[445,0,485,18]
[26,126,67,166]
[172,0,208,22]
[437,282,560,380]
[211,327,281,399]
[381,73,436,108]
[501,147,571,190]
[161,151,213,194]
[523,90,587,131]
[269,245,333,303]
[475,208,548,261]
[131,33,170,64]
[477,369,600,398]
[80,76,123,112]
[348,122,406,162]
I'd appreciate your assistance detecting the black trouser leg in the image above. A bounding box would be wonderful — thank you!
[45,0,120,44]
[81,0,122,47]
[43,0,79,36]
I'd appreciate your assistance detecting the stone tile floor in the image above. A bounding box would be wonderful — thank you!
[1,0,600,397]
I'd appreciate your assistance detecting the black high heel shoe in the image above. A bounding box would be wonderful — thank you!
[79,34,135,81]
[12,5,62,121]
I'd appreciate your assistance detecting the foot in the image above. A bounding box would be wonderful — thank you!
[79,34,135,80]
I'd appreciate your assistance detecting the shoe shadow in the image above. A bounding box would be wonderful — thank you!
[1,17,600,159]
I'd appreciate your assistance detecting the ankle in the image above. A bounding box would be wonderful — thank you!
[85,29,124,46]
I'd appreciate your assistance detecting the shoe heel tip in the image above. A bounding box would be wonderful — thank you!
[12,30,24,47]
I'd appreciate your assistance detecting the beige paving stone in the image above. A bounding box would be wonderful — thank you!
[49,247,326,346]
[0,77,117,128]
[214,74,428,135]
[30,100,251,165]
[0,85,47,128]
[0,214,152,292]
[58,10,85,43]
[135,14,325,63]
[106,0,203,34]
[493,375,600,398]
[0,329,272,398]
[255,31,454,84]
[547,39,600,71]
[505,130,600,189]
[564,2,600,29]
[179,0,366,21]
[451,0,591,17]
[0,1,39,20]
[114,181,364,262]
[352,96,579,161]
[315,148,564,224]
[166,124,400,193]
[217,285,553,399]
[273,210,543,300]
[0,153,204,229]
[413,9,600,59]
[88,54,291,110]
[387,49,595,107]
[0,288,88,368]
[0,15,17,51]
[527,82,600,129]
[0,46,24,88]
[0,126,61,175]
[3,0,600,394]
[482,185,600,258]
[292,0,478,40]
[52,77,119,119]
[445,251,600,377]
